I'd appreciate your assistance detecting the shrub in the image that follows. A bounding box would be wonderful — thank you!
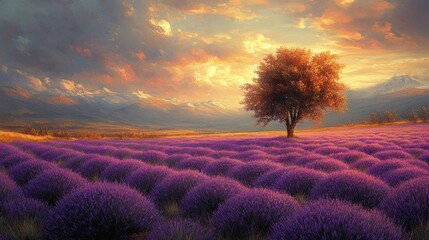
[76,156,117,180]
[181,147,215,156]
[292,153,326,165]
[253,168,290,188]
[23,168,87,205]
[181,177,246,220]
[232,150,275,162]
[0,173,22,202]
[0,153,34,169]
[125,166,174,195]
[373,150,412,160]
[358,144,384,154]
[367,159,411,177]
[1,198,50,224]
[211,189,299,240]
[8,160,56,185]
[149,170,209,208]
[100,160,148,182]
[275,152,302,165]
[172,156,215,171]
[147,219,213,240]
[382,167,429,187]
[311,170,390,208]
[350,156,381,171]
[227,161,283,186]
[44,183,160,239]
[313,146,349,155]
[163,153,192,167]
[274,167,326,197]
[305,158,348,172]
[330,150,368,163]
[419,152,429,164]
[63,154,95,170]
[380,177,429,231]
[202,158,243,176]
[208,150,236,159]
[0,143,18,158]
[131,150,168,164]
[269,199,406,240]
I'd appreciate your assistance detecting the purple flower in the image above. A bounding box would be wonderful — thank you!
[149,170,209,208]
[311,170,390,208]
[380,177,429,231]
[382,167,429,187]
[274,167,326,196]
[233,150,276,162]
[100,159,149,182]
[24,168,87,205]
[253,167,291,189]
[419,152,429,164]
[44,183,160,239]
[211,189,299,240]
[1,198,50,224]
[125,165,174,195]
[305,158,348,172]
[358,143,385,154]
[0,173,23,202]
[367,159,411,177]
[275,152,302,164]
[208,150,236,159]
[330,150,369,163]
[8,160,56,185]
[76,156,117,180]
[131,150,168,164]
[202,158,244,176]
[172,156,214,171]
[313,146,349,155]
[147,219,213,240]
[350,157,381,171]
[163,153,192,167]
[0,152,34,169]
[227,161,283,186]
[269,199,406,240]
[373,150,412,160]
[292,153,326,165]
[181,177,246,219]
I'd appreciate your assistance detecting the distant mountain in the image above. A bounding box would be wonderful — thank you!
[1,74,428,132]
[349,75,424,98]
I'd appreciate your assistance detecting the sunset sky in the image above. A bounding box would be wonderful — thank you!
[0,0,428,109]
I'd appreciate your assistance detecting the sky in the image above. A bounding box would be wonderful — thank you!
[0,0,428,109]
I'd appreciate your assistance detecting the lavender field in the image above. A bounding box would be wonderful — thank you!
[1,124,429,240]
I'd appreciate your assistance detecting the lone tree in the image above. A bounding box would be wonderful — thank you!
[242,47,347,137]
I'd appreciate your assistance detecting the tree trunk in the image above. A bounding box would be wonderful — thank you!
[286,123,296,138]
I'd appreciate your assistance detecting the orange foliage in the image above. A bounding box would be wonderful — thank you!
[242,47,347,137]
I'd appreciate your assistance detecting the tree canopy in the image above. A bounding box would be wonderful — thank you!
[242,47,347,137]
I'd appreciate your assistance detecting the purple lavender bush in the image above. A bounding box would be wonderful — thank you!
[1,198,50,224]
[211,189,299,240]
[23,168,87,205]
[44,183,160,239]
[125,165,174,195]
[8,160,56,185]
[181,177,246,220]
[147,219,213,240]
[0,152,34,169]
[0,173,23,202]
[373,150,412,160]
[131,150,168,164]
[100,159,148,182]
[382,167,429,187]
[305,158,348,172]
[269,199,407,240]
[350,157,381,171]
[274,167,326,197]
[202,158,243,176]
[367,159,411,177]
[380,177,429,231]
[172,156,215,171]
[311,170,390,208]
[163,153,193,167]
[76,156,117,180]
[253,167,290,188]
[227,161,282,186]
[330,150,368,163]
[149,170,209,208]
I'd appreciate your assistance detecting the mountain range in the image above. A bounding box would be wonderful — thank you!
[0,75,428,132]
